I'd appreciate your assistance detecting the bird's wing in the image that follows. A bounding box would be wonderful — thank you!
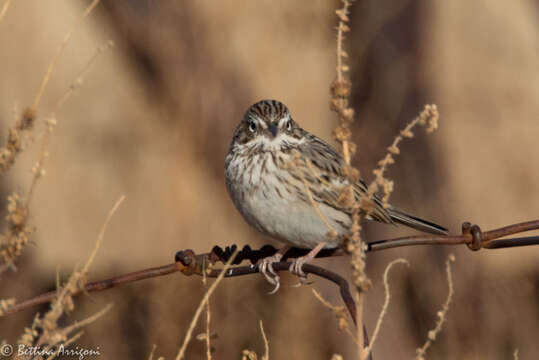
[293,134,393,224]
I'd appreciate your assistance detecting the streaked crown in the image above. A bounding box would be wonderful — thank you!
[245,99,290,124]
[231,100,303,147]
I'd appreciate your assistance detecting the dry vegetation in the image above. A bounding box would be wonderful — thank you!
[0,1,538,359]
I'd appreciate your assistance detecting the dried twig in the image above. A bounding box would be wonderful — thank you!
[148,344,158,360]
[312,289,357,342]
[32,0,102,110]
[363,259,408,358]
[415,254,456,359]
[54,40,115,112]
[17,195,123,353]
[368,105,439,205]
[0,0,102,173]
[0,0,108,275]
[331,1,370,355]
[84,195,126,274]
[0,0,12,24]
[259,320,269,360]
[175,250,238,360]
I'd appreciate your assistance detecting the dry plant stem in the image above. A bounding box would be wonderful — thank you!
[24,125,52,208]
[17,196,124,351]
[55,40,115,111]
[57,303,113,342]
[368,104,439,204]
[0,192,33,273]
[48,331,84,360]
[45,303,112,360]
[0,0,12,24]
[200,256,212,360]
[332,2,370,358]
[0,0,102,174]
[241,350,258,360]
[205,295,212,360]
[363,259,408,358]
[259,320,269,360]
[312,289,358,344]
[148,344,157,360]
[356,290,365,360]
[332,0,370,292]
[54,304,113,346]
[31,0,102,110]
[0,0,107,274]
[0,109,36,174]
[415,254,455,359]
[175,250,238,360]
[84,195,125,273]
[28,41,114,208]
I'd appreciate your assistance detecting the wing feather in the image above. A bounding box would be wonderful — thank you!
[294,133,394,224]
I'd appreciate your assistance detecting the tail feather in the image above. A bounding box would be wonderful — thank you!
[387,207,448,235]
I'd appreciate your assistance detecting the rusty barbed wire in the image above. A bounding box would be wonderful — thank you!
[2,219,538,319]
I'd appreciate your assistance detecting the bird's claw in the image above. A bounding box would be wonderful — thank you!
[289,256,312,287]
[259,251,316,293]
[259,254,283,294]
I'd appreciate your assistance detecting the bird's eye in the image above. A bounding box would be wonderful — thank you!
[286,120,292,131]
[249,121,256,132]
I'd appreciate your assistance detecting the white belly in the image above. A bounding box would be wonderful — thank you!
[226,151,349,249]
[244,189,347,248]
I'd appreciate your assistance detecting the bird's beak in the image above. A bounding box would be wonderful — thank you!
[268,123,278,138]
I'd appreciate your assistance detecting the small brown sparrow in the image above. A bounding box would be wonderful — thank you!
[225,100,447,292]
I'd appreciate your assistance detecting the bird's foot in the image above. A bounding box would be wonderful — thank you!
[288,242,327,288]
[258,248,288,294]
[289,256,312,287]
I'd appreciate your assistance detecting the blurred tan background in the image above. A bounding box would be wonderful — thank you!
[1,0,538,359]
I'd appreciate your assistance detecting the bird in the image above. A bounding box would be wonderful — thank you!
[225,99,447,293]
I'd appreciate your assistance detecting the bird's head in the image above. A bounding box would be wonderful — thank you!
[232,99,304,151]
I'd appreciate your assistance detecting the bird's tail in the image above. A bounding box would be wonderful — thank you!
[387,207,448,235]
